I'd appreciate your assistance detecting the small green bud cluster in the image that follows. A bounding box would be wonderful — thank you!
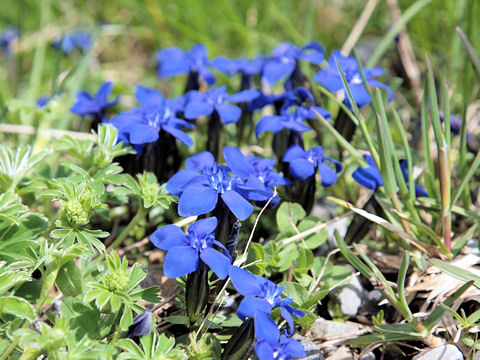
[102,270,130,292]
[64,199,89,226]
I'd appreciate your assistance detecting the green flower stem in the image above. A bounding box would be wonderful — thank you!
[105,205,147,254]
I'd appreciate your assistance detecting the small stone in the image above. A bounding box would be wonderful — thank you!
[326,217,349,247]
[309,318,360,339]
[326,346,353,360]
[360,352,376,360]
[330,268,364,316]
[466,238,480,255]
[292,334,325,360]
[412,344,463,360]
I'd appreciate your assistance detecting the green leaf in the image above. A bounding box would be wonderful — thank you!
[0,193,28,225]
[0,296,35,320]
[245,243,265,275]
[279,281,308,306]
[423,280,473,332]
[302,285,329,308]
[276,202,306,232]
[56,260,83,297]
[164,315,190,327]
[116,339,145,358]
[428,258,480,289]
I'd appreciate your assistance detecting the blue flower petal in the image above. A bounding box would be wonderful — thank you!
[254,311,280,343]
[280,306,295,336]
[229,266,263,297]
[237,296,272,320]
[162,125,194,146]
[210,56,236,75]
[221,190,254,220]
[227,89,260,103]
[185,151,216,172]
[151,225,188,250]
[256,115,284,137]
[200,247,231,279]
[317,162,338,187]
[178,186,218,217]
[129,124,159,144]
[282,336,307,358]
[282,145,306,162]
[289,159,315,180]
[352,167,382,190]
[263,61,295,85]
[166,170,204,195]
[254,341,274,360]
[215,103,242,124]
[414,184,429,198]
[199,66,216,86]
[348,83,371,109]
[184,101,215,119]
[96,82,114,103]
[187,217,218,237]
[135,85,164,108]
[156,47,189,77]
[163,246,199,278]
[368,79,394,102]
[223,146,251,178]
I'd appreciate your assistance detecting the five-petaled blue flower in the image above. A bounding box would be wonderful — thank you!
[223,146,290,203]
[256,106,330,138]
[71,81,119,120]
[352,154,428,197]
[54,30,91,54]
[110,85,193,149]
[156,44,216,86]
[313,50,393,109]
[255,88,330,137]
[211,56,264,78]
[263,41,324,85]
[282,145,343,186]
[0,28,18,55]
[166,151,260,220]
[151,217,232,279]
[254,326,306,360]
[184,85,260,124]
[229,266,306,336]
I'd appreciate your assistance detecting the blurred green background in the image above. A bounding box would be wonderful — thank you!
[0,0,478,119]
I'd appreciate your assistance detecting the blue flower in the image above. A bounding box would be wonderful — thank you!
[166,151,260,220]
[352,154,428,197]
[0,28,18,55]
[313,50,393,109]
[156,44,216,86]
[184,85,260,124]
[127,309,152,338]
[282,145,342,186]
[151,217,232,279]
[54,30,91,54]
[110,85,193,149]
[36,96,50,108]
[263,41,325,85]
[223,146,290,203]
[255,88,330,137]
[211,56,264,77]
[229,266,306,336]
[399,160,429,198]
[71,81,119,119]
[352,154,382,190]
[255,331,306,360]
[256,106,329,138]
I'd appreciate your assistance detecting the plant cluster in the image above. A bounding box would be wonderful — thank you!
[1,4,480,359]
